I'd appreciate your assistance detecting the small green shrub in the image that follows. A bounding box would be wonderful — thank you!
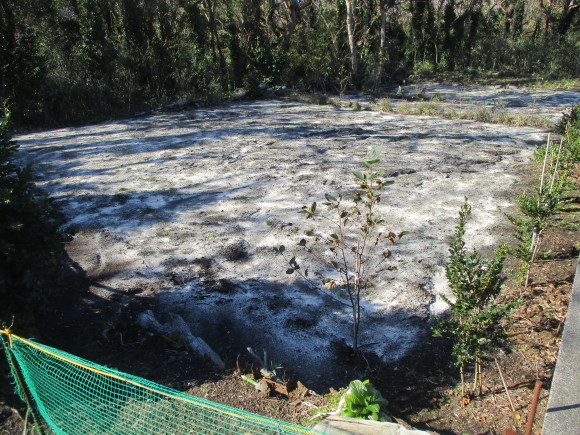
[474,107,492,123]
[513,113,531,127]
[417,102,441,116]
[377,98,393,112]
[459,109,474,120]
[498,111,515,125]
[556,104,580,166]
[398,101,412,114]
[412,62,436,78]
[328,98,342,108]
[433,199,517,396]
[509,137,569,287]
[431,93,443,102]
[447,108,458,119]
[556,103,580,135]
[288,92,329,105]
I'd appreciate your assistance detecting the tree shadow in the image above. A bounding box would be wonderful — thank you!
[24,247,457,427]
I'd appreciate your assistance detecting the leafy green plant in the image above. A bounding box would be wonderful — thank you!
[341,380,391,422]
[278,146,403,354]
[433,199,517,397]
[431,93,443,102]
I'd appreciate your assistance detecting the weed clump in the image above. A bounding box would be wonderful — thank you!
[377,98,393,112]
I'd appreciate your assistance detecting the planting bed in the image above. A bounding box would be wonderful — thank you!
[13,99,545,379]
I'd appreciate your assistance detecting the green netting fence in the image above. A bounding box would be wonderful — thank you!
[0,329,322,434]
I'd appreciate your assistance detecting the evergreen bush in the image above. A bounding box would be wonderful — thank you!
[433,199,517,396]
[0,102,68,321]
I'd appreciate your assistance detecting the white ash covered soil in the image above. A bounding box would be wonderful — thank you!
[14,95,558,384]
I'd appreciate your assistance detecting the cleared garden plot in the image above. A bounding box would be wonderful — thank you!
[15,98,553,384]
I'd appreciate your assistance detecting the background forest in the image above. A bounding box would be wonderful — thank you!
[1,0,578,126]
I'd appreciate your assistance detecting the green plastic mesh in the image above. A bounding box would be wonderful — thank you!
[1,333,321,435]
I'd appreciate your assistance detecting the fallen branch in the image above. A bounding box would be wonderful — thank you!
[137,310,224,369]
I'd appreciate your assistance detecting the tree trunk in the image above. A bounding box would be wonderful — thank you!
[345,0,358,78]
[378,2,387,84]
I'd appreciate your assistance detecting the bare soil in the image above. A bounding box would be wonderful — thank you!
[1,84,579,434]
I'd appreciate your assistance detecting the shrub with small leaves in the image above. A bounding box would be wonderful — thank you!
[433,199,517,396]
[510,136,570,287]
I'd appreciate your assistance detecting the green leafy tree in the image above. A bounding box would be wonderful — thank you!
[433,199,517,396]
[279,146,404,354]
[0,102,67,321]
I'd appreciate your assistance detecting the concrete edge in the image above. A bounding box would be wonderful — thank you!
[542,254,580,434]
[313,415,432,435]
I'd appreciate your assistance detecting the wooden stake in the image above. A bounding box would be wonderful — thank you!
[460,365,465,397]
[495,358,516,412]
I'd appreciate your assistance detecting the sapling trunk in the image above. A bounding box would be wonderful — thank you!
[460,365,465,397]
[524,136,564,288]
[293,146,399,357]
[473,355,483,396]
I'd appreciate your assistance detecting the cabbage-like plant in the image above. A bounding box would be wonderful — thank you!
[341,379,391,422]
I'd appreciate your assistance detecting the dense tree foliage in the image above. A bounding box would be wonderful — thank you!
[0,103,67,320]
[1,0,578,125]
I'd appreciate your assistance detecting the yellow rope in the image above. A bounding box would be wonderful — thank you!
[0,329,316,434]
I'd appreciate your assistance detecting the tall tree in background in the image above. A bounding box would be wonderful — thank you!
[345,0,358,79]
[539,0,579,35]
[0,0,578,125]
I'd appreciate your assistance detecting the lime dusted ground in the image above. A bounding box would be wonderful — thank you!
[14,88,568,384]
